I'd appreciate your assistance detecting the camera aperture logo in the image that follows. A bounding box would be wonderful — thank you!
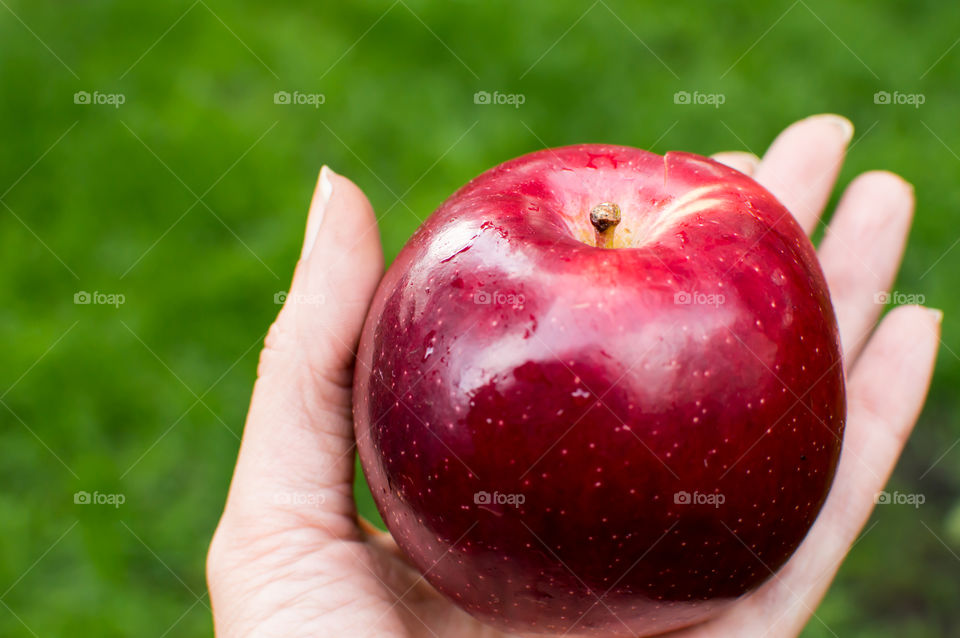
[74,91,126,108]
[674,291,725,307]
[274,290,325,306]
[673,90,725,108]
[874,91,924,108]
[474,490,525,507]
[473,289,525,307]
[874,490,924,508]
[74,490,125,508]
[873,290,925,306]
[274,90,326,108]
[674,490,725,508]
[74,291,125,308]
[273,491,326,507]
[473,90,525,108]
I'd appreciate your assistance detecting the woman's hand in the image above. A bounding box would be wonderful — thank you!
[207,114,941,637]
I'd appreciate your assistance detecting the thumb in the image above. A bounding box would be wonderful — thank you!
[220,166,384,538]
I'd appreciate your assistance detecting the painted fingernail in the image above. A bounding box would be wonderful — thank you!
[303,165,334,258]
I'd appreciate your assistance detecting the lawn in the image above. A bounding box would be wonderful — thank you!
[1,1,958,636]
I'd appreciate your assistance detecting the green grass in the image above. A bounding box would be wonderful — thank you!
[1,0,958,635]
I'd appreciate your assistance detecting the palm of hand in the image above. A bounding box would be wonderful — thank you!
[207,115,940,638]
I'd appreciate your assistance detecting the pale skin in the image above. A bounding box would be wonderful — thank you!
[207,114,942,637]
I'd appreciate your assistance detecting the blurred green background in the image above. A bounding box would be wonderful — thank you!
[1,0,958,635]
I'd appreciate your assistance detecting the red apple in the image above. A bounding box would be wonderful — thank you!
[353,145,845,636]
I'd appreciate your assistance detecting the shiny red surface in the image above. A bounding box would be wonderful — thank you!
[353,145,845,636]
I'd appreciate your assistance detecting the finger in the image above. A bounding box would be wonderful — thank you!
[358,516,385,537]
[710,151,760,176]
[302,166,333,256]
[754,114,854,235]
[817,171,914,362]
[358,516,416,565]
[685,305,940,637]
[221,166,384,537]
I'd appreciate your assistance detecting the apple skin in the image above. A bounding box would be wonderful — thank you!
[353,145,845,636]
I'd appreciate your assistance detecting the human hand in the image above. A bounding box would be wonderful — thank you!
[206,114,941,637]
[666,113,941,637]
[206,166,503,637]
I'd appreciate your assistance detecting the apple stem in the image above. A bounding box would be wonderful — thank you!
[590,202,621,248]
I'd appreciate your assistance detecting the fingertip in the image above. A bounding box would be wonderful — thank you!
[312,168,384,273]
[897,304,943,350]
[297,168,384,341]
[754,114,854,234]
[320,169,376,234]
[884,303,940,333]
[303,165,334,257]
[818,168,917,362]
[761,114,854,161]
[764,114,852,158]
[851,303,941,402]
[803,113,854,144]
[843,170,915,216]
[860,168,913,192]
[710,151,760,176]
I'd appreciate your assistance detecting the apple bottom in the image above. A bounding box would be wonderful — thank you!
[378,499,744,636]
[359,328,841,634]
[359,346,840,635]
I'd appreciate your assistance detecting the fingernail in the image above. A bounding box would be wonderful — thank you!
[898,176,915,195]
[811,114,854,144]
[927,307,943,324]
[303,165,334,257]
[712,151,760,166]
[741,152,761,167]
